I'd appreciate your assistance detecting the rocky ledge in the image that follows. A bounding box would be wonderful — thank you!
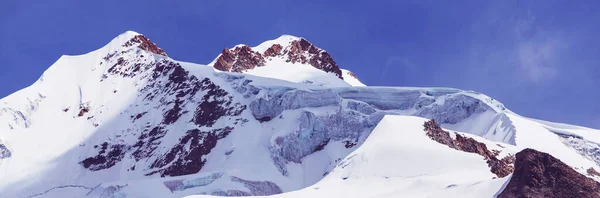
[423,120,515,178]
[498,148,600,198]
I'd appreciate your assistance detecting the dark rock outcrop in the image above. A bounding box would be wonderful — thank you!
[148,127,232,177]
[80,40,246,176]
[0,143,11,159]
[424,120,515,178]
[123,35,168,56]
[213,45,266,72]
[77,104,90,117]
[263,44,282,57]
[346,70,359,80]
[589,167,600,177]
[498,148,600,198]
[283,39,343,79]
[80,142,126,171]
[212,37,344,80]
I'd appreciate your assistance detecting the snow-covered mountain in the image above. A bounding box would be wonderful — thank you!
[207,34,365,87]
[1,31,600,198]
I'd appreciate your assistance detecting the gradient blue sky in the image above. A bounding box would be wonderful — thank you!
[1,1,599,129]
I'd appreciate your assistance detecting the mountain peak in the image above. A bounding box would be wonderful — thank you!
[106,31,167,57]
[210,35,344,80]
[252,34,303,52]
[123,30,142,36]
[123,34,168,57]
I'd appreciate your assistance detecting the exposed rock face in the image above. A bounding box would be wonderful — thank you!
[212,37,344,79]
[0,142,11,159]
[588,167,600,177]
[123,35,168,56]
[148,127,232,177]
[423,120,515,178]
[282,39,343,79]
[263,44,282,57]
[79,39,247,177]
[213,45,266,72]
[498,148,600,198]
[346,70,359,79]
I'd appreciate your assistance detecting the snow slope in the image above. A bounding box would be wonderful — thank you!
[186,115,513,198]
[0,31,599,198]
[184,115,600,198]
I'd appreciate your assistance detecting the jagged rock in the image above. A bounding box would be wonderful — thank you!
[123,35,168,56]
[346,70,359,80]
[588,167,600,177]
[284,39,343,79]
[80,142,126,171]
[0,142,11,159]
[263,44,282,57]
[498,148,600,198]
[213,45,266,72]
[212,37,344,79]
[148,128,231,177]
[81,42,246,176]
[423,120,514,178]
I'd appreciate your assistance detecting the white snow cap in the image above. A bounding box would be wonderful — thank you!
[252,34,304,52]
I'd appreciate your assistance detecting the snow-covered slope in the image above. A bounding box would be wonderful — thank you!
[188,117,600,198]
[187,115,513,198]
[0,31,599,198]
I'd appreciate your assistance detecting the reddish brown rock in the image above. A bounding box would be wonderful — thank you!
[346,71,359,79]
[123,35,168,56]
[284,39,343,79]
[83,50,247,175]
[213,45,266,72]
[78,105,90,117]
[263,44,282,57]
[212,37,345,80]
[423,120,515,178]
[498,148,600,198]
[589,167,600,177]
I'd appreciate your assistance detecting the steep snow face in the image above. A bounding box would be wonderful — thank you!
[0,31,251,197]
[208,35,363,87]
[341,69,365,86]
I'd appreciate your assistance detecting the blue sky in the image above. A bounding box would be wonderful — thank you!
[1,1,599,129]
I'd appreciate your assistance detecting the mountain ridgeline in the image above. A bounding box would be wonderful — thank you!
[0,31,599,198]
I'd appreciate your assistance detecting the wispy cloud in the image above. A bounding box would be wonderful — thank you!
[512,12,564,84]
[468,6,567,85]
[380,56,416,83]
[516,37,561,83]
